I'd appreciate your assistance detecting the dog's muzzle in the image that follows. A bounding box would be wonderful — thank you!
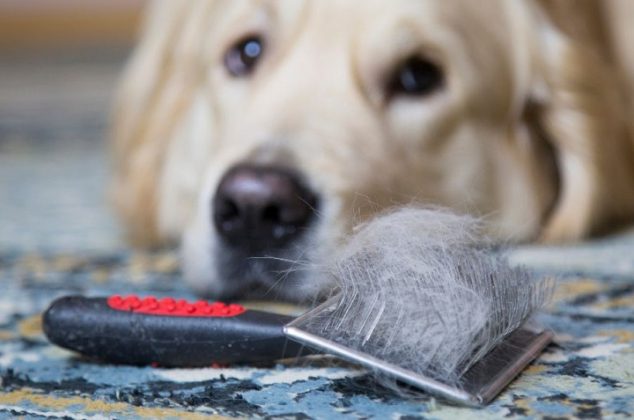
[212,164,319,252]
[184,163,322,301]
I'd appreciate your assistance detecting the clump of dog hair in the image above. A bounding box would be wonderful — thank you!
[306,207,552,387]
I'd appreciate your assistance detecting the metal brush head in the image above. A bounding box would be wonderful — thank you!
[285,295,552,407]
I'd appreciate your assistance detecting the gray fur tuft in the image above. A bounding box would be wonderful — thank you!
[306,207,552,386]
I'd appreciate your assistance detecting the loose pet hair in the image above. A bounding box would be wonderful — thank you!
[111,0,634,301]
[301,207,553,387]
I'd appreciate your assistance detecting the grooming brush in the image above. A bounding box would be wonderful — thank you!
[43,208,553,406]
[43,293,550,406]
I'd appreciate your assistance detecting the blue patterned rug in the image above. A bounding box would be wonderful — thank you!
[1,49,633,419]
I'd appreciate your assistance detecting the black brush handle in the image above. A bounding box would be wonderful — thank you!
[43,295,307,367]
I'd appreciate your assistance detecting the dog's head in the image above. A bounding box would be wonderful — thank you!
[112,0,634,301]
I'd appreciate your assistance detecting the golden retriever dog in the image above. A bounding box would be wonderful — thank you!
[111,0,634,301]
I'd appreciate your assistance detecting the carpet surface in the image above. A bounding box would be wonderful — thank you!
[1,49,633,419]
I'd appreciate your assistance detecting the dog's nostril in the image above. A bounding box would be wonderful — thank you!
[261,204,280,223]
[216,199,241,232]
[212,164,318,248]
[262,204,295,240]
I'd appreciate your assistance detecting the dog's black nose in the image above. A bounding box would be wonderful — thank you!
[213,165,318,248]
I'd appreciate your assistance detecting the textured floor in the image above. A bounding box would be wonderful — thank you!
[1,49,633,419]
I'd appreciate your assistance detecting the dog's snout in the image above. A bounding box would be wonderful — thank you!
[213,165,318,248]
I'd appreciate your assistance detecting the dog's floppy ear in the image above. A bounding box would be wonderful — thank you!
[111,0,213,247]
[528,0,634,241]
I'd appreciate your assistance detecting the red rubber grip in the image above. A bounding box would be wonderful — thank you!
[107,295,246,317]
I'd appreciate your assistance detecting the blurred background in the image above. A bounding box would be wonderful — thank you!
[0,1,146,253]
[0,0,144,49]
[1,5,633,418]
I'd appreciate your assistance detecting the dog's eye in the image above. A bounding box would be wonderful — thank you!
[388,57,443,98]
[224,36,264,77]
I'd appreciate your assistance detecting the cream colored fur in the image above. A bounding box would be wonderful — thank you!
[111,0,634,298]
